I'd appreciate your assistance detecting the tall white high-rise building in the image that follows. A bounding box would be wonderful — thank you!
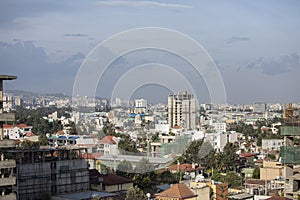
[168,91,196,130]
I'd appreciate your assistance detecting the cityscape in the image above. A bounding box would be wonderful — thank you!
[1,82,300,200]
[1,1,300,200]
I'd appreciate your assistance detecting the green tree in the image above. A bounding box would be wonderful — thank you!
[118,135,138,154]
[125,186,147,200]
[178,139,204,164]
[117,160,134,178]
[212,171,242,188]
[135,158,154,174]
[212,143,238,173]
[39,134,48,146]
[253,167,260,179]
[157,170,178,184]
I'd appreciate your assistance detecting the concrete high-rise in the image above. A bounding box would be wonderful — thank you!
[0,75,17,199]
[168,91,196,130]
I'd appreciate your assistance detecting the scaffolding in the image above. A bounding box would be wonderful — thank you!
[1,148,90,200]
[0,75,17,199]
[281,104,300,199]
[160,135,191,156]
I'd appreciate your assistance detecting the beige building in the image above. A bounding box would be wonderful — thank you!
[190,182,210,200]
[260,161,283,180]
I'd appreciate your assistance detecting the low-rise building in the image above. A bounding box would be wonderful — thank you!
[89,170,133,193]
[260,161,283,181]
[3,124,33,140]
[155,182,198,200]
[98,136,119,155]
[262,139,284,151]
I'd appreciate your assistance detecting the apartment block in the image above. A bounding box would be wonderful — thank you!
[168,91,196,130]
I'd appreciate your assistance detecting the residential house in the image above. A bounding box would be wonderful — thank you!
[205,131,238,152]
[98,136,119,155]
[262,139,284,151]
[155,182,198,200]
[89,170,133,193]
[3,124,33,140]
[166,163,205,179]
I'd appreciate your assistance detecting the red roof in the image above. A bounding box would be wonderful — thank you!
[99,136,116,144]
[3,124,31,129]
[3,124,14,129]
[25,132,36,137]
[155,183,197,199]
[240,153,256,158]
[89,170,132,186]
[101,173,132,186]
[167,163,205,172]
[18,123,30,128]
[82,153,103,159]
[56,130,65,135]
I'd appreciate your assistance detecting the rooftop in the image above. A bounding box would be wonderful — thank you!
[98,154,172,165]
[0,75,17,80]
[167,163,205,172]
[155,183,197,199]
[99,136,116,144]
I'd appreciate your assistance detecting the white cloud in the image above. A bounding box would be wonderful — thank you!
[96,0,192,9]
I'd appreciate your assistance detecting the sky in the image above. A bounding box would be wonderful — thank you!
[0,0,300,104]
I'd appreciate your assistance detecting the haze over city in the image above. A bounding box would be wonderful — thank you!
[1,0,300,104]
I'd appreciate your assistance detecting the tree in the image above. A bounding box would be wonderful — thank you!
[253,167,260,179]
[39,134,48,146]
[125,186,147,200]
[178,139,204,164]
[157,170,177,184]
[118,135,138,154]
[212,171,242,188]
[133,158,156,191]
[117,160,133,178]
[135,158,154,174]
[216,142,239,171]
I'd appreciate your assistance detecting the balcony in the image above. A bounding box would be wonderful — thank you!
[0,177,16,187]
[0,140,15,148]
[0,193,16,200]
[0,113,15,122]
[0,160,16,169]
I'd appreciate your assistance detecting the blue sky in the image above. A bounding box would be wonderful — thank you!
[0,0,300,103]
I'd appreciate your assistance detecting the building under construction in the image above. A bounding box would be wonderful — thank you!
[0,75,17,199]
[4,147,90,200]
[0,75,90,200]
[281,103,300,199]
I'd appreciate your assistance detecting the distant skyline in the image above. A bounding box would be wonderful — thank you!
[1,0,300,104]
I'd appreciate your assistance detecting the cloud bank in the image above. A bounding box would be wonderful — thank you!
[96,0,192,9]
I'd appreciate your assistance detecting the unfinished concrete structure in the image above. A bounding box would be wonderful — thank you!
[3,147,89,200]
[0,75,17,199]
[281,104,300,199]
[0,75,90,200]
